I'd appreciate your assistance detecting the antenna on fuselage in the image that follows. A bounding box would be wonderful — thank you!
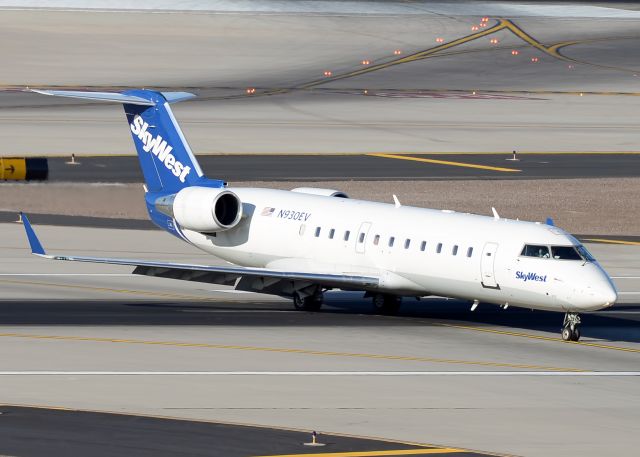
[393,194,401,208]
[491,207,500,219]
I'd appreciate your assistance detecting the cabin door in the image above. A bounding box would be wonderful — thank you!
[355,222,372,254]
[480,242,499,288]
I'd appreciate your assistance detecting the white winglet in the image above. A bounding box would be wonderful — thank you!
[492,207,500,219]
[393,195,401,208]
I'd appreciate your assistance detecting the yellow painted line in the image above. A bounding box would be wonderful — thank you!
[252,449,463,457]
[369,153,521,173]
[295,21,506,91]
[548,37,640,74]
[500,19,564,59]
[289,18,640,95]
[435,323,640,354]
[582,238,640,247]
[0,332,583,371]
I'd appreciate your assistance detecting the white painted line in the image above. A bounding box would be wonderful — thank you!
[208,289,253,294]
[0,274,133,277]
[0,371,638,376]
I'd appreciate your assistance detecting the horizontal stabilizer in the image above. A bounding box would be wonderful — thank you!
[30,89,196,106]
[31,89,155,106]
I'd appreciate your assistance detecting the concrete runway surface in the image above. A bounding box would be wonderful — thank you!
[0,223,639,457]
[1,2,640,456]
[1,5,640,155]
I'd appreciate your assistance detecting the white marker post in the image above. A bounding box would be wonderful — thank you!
[66,153,80,165]
[506,150,519,161]
[304,431,325,447]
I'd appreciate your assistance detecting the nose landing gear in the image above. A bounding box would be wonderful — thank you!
[562,312,581,342]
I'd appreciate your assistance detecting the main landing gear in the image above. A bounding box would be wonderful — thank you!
[372,293,402,315]
[293,290,323,312]
[562,312,581,342]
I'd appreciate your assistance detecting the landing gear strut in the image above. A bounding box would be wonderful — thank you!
[372,293,402,315]
[293,290,323,312]
[562,312,581,342]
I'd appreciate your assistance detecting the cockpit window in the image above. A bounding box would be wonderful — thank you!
[521,245,550,258]
[551,246,582,260]
[576,245,595,262]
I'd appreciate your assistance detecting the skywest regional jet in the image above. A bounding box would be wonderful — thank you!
[23,89,618,342]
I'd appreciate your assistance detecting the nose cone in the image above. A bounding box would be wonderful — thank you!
[598,284,618,308]
[579,280,617,310]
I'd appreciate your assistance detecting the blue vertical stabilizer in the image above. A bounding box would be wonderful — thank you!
[31,88,224,193]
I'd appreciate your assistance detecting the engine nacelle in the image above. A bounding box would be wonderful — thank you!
[156,187,242,233]
[291,187,349,198]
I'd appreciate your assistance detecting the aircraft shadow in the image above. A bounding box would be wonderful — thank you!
[0,292,638,345]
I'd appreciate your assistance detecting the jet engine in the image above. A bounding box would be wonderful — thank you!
[291,187,349,198]
[155,187,242,233]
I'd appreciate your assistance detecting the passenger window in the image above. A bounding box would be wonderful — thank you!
[452,245,458,256]
[359,232,366,243]
[344,231,350,241]
[467,247,473,258]
[389,237,395,247]
[404,239,411,249]
[329,228,335,239]
[521,244,550,258]
[315,227,321,237]
[436,243,443,254]
[420,241,426,252]
[551,246,582,260]
[299,224,306,236]
[373,235,380,246]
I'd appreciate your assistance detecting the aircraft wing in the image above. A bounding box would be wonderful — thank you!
[21,214,379,292]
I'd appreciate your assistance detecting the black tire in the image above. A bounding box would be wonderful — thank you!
[561,327,572,341]
[304,297,323,312]
[372,293,386,312]
[571,327,581,342]
[293,292,306,310]
[293,292,323,312]
[372,294,401,315]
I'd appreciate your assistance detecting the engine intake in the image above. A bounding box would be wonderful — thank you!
[155,187,242,233]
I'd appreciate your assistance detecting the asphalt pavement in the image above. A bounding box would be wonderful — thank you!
[0,406,490,457]
[43,153,640,182]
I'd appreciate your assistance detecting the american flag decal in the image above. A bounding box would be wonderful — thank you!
[261,207,275,216]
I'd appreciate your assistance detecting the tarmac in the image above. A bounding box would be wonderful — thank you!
[0,223,639,457]
[1,8,640,156]
[1,2,640,456]
[2,406,494,457]
[39,153,640,182]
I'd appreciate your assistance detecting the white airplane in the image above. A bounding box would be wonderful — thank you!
[23,89,617,342]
